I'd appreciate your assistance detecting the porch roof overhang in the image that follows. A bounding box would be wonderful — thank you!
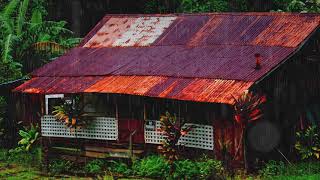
[13,75,253,104]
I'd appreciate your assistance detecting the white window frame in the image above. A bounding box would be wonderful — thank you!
[45,94,64,115]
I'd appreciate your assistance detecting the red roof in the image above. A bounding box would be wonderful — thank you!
[15,13,320,104]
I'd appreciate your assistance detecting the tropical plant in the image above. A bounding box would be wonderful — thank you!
[274,0,320,12]
[178,0,229,12]
[17,124,39,151]
[158,111,194,173]
[53,95,89,129]
[84,159,105,174]
[108,160,132,176]
[295,125,320,160]
[233,91,266,170]
[132,155,170,178]
[49,159,74,175]
[0,0,81,77]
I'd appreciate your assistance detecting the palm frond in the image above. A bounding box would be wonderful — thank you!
[1,0,20,18]
[60,38,82,48]
[30,8,42,25]
[16,0,30,36]
[32,41,67,54]
[2,34,15,63]
[0,14,13,34]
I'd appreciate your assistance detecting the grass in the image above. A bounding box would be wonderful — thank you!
[0,162,41,180]
[271,174,320,180]
[0,162,146,180]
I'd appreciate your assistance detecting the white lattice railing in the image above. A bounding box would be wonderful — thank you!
[144,120,214,150]
[41,115,118,140]
[145,120,165,144]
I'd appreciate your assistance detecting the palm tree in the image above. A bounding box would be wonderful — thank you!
[0,0,81,79]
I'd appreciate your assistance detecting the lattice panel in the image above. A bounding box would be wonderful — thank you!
[144,121,214,150]
[144,120,164,144]
[178,123,214,150]
[41,115,118,140]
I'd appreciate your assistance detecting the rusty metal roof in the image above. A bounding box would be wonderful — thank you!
[14,13,320,104]
[14,76,253,104]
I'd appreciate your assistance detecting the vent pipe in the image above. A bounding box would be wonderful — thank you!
[254,53,262,70]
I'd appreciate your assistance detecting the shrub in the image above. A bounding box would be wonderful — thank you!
[0,148,8,161]
[259,160,286,177]
[49,159,73,175]
[260,161,320,178]
[84,159,105,174]
[295,126,320,160]
[173,159,199,179]
[132,155,170,178]
[197,158,223,179]
[108,160,132,176]
[7,147,41,166]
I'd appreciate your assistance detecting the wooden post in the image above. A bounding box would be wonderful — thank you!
[115,102,119,120]
[41,137,49,174]
[144,102,147,121]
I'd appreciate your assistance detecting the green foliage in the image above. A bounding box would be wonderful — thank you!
[7,147,42,167]
[172,159,199,179]
[172,157,223,179]
[108,161,132,176]
[178,0,229,12]
[0,0,80,78]
[49,159,74,175]
[0,148,8,161]
[84,159,105,174]
[197,156,223,179]
[273,0,320,12]
[295,126,320,160]
[260,161,320,179]
[17,124,39,151]
[259,160,286,178]
[132,155,170,178]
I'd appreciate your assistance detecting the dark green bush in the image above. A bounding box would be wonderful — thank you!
[109,160,132,176]
[197,158,223,179]
[0,148,8,161]
[259,160,286,177]
[7,147,41,166]
[49,159,74,175]
[173,159,199,179]
[260,161,320,178]
[84,159,105,174]
[132,155,170,178]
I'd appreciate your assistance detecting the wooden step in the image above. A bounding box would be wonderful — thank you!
[50,146,144,159]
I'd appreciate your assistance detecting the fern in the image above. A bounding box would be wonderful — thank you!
[0,14,13,34]
[30,8,42,25]
[1,0,20,18]
[16,0,30,36]
[2,34,14,63]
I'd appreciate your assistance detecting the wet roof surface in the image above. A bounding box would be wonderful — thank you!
[15,13,320,104]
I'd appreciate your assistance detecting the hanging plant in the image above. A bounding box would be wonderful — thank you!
[233,91,266,171]
[52,95,89,129]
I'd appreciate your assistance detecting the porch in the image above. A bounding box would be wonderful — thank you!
[40,93,225,160]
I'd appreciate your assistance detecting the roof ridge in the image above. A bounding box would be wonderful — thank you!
[101,12,320,17]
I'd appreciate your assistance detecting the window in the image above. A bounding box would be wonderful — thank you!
[83,93,116,117]
[45,94,64,115]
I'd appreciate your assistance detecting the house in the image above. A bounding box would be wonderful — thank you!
[13,13,320,163]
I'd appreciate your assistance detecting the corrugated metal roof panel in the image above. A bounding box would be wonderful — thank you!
[32,45,295,82]
[83,16,177,47]
[14,76,253,104]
